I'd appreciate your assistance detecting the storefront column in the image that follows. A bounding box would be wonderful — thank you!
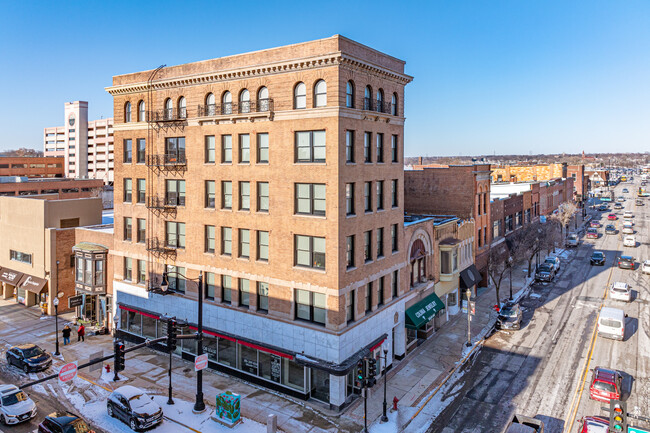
[25,292,37,307]
[0,282,4,298]
[2,283,12,299]
[329,374,347,408]
[394,322,406,358]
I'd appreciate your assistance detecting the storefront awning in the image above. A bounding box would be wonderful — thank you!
[17,274,48,294]
[405,293,445,330]
[460,265,482,289]
[0,267,24,286]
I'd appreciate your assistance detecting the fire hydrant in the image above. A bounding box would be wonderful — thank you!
[392,396,399,412]
[105,364,111,373]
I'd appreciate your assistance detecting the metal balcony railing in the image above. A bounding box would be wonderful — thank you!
[147,108,187,122]
[147,195,178,210]
[146,153,187,167]
[146,238,176,254]
[197,99,274,117]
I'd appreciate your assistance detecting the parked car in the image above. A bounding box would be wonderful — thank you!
[107,385,163,431]
[623,211,633,218]
[617,256,634,270]
[576,416,609,433]
[622,188,629,193]
[605,224,617,235]
[544,257,560,272]
[586,228,598,239]
[623,235,636,247]
[609,282,631,302]
[535,263,555,282]
[589,367,623,403]
[607,213,617,220]
[38,412,94,433]
[6,344,52,373]
[642,260,650,275]
[589,221,601,228]
[497,303,523,330]
[0,384,37,425]
[590,251,606,266]
[565,233,579,248]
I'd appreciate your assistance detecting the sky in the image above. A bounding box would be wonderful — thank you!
[1,0,649,157]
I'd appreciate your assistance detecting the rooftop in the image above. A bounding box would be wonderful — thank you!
[404,214,458,227]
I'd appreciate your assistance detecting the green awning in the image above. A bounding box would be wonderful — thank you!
[405,293,446,329]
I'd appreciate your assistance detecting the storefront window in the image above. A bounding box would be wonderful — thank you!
[283,358,305,391]
[141,315,157,338]
[127,311,141,335]
[120,308,127,330]
[183,336,197,355]
[218,338,236,367]
[205,335,218,361]
[259,352,282,383]
[239,345,258,375]
[406,328,417,348]
[310,369,330,403]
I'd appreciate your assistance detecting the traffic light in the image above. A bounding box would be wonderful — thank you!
[609,399,627,432]
[355,360,366,388]
[366,358,377,388]
[114,340,125,372]
[167,318,178,352]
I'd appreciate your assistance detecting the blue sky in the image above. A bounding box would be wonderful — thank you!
[1,0,649,156]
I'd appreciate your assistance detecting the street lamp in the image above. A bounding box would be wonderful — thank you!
[54,260,60,357]
[508,256,513,301]
[380,346,389,423]
[113,314,120,382]
[465,288,472,347]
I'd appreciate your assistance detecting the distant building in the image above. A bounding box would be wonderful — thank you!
[44,101,114,184]
[0,156,64,178]
[0,176,103,199]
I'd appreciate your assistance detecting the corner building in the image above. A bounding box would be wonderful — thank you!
[107,35,412,409]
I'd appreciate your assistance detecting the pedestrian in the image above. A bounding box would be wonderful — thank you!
[77,323,85,342]
[62,325,71,346]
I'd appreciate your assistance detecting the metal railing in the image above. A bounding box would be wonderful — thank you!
[197,99,273,117]
[148,108,187,122]
[146,238,177,254]
[146,153,187,167]
[147,195,179,210]
[362,98,396,115]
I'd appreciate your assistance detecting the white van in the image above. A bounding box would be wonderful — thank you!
[598,307,626,341]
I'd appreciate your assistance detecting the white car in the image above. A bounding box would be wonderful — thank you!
[624,235,636,247]
[642,260,650,275]
[0,384,37,425]
[609,282,631,302]
[623,211,634,218]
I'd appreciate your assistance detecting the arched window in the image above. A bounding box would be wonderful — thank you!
[124,102,131,122]
[314,80,327,107]
[410,239,426,287]
[239,89,250,113]
[205,93,216,116]
[364,86,372,110]
[222,91,232,115]
[294,82,306,109]
[376,89,384,113]
[164,98,172,120]
[178,96,186,118]
[137,100,145,122]
[257,86,269,112]
[391,93,398,116]
[346,81,355,108]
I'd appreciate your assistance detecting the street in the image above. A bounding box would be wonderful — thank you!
[426,181,650,433]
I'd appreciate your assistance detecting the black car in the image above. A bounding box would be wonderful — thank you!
[38,411,94,433]
[618,256,635,270]
[535,263,555,282]
[597,204,608,211]
[107,386,163,431]
[590,251,606,266]
[605,224,617,235]
[6,344,52,373]
[497,303,523,330]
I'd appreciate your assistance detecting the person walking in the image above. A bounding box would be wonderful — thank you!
[77,323,85,342]
[62,325,71,346]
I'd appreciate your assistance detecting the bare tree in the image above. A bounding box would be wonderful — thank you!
[487,243,511,306]
[551,201,578,239]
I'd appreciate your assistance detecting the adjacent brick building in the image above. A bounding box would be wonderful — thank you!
[0,177,103,199]
[0,157,64,178]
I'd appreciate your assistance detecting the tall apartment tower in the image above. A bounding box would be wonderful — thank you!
[107,35,412,409]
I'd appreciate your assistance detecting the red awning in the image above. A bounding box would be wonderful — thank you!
[118,305,160,320]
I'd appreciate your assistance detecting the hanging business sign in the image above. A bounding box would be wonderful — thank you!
[68,295,84,308]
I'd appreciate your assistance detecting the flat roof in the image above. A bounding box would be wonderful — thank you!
[404,214,458,227]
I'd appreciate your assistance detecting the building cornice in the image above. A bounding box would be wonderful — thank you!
[105,53,413,96]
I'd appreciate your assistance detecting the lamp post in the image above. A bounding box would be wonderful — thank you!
[113,314,120,382]
[380,346,389,423]
[465,288,472,347]
[508,256,513,301]
[54,260,60,356]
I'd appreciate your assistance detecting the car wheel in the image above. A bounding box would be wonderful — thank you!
[22,363,29,373]
[107,404,114,418]
[0,414,5,425]
[130,418,138,431]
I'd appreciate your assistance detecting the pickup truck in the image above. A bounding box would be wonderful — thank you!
[503,414,544,433]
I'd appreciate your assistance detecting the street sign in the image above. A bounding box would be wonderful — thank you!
[629,427,650,433]
[68,295,83,308]
[470,301,476,315]
[194,354,208,371]
[58,361,78,383]
[57,291,64,298]
[540,215,547,223]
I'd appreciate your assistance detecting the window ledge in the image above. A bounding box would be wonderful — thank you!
[346,213,356,218]
[293,266,326,274]
[294,214,327,219]
[346,266,357,272]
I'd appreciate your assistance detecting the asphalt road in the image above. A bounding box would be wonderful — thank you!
[426,181,650,433]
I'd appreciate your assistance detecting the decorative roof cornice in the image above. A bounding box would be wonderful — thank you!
[105,53,413,96]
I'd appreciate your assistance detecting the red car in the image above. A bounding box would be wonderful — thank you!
[608,213,617,220]
[586,228,598,239]
[589,367,622,403]
[576,416,608,432]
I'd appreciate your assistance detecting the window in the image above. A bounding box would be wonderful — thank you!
[257,133,269,163]
[136,139,146,163]
[440,249,458,274]
[376,89,384,112]
[239,181,250,210]
[136,178,145,203]
[345,183,355,216]
[123,178,132,203]
[205,272,216,300]
[166,265,186,293]
[257,87,270,111]
[295,183,326,216]
[123,139,132,163]
[364,132,372,162]
[239,134,250,163]
[378,277,385,306]
[294,82,306,109]
[314,80,327,107]
[239,89,250,113]
[295,235,325,270]
[346,81,355,108]
[376,133,384,162]
[222,275,232,303]
[221,135,232,163]
[391,135,398,162]
[165,179,185,206]
[346,235,355,268]
[392,270,399,298]
[221,227,232,255]
[365,283,372,313]
[239,229,250,258]
[123,217,132,241]
[391,93,398,115]
[137,260,146,284]
[364,182,372,212]
[364,231,372,262]
[124,257,132,281]
[377,227,384,258]
[178,96,187,118]
[391,223,398,252]
[257,231,269,261]
[239,278,250,306]
[346,130,355,163]
[364,86,372,110]
[505,215,513,233]
[138,100,145,122]
[205,225,215,253]
[493,220,500,238]
[166,221,186,249]
[205,93,216,115]
[164,137,186,161]
[124,102,131,122]
[222,181,232,209]
[222,91,232,115]
[347,290,355,323]
[295,289,326,325]
[9,250,31,264]
[257,182,269,212]
[257,282,269,311]
[205,136,215,163]
[205,180,215,208]
[376,181,384,210]
[84,258,92,285]
[391,179,398,207]
[295,131,326,163]
[137,218,146,243]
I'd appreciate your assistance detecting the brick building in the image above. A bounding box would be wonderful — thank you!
[0,157,64,178]
[0,177,103,199]
[567,164,588,201]
[107,35,417,409]
[491,163,566,183]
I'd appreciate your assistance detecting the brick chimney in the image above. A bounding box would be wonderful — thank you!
[418,156,423,165]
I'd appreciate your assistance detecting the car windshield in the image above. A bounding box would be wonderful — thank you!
[63,419,92,433]
[1,391,28,406]
[593,253,604,259]
[22,347,44,358]
[587,229,597,233]
[129,393,151,410]
[538,264,552,272]
[500,307,518,318]
[593,380,616,393]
